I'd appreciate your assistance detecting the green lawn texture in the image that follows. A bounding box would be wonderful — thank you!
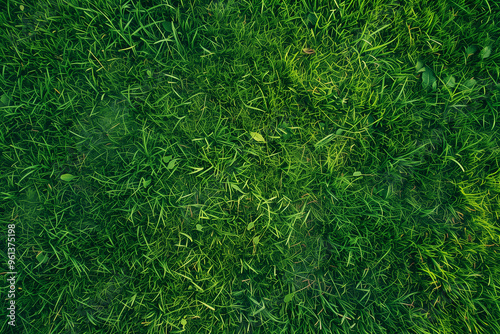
[1,0,499,333]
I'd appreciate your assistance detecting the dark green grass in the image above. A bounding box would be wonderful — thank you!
[1,0,499,333]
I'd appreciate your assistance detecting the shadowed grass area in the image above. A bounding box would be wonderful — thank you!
[1,0,499,333]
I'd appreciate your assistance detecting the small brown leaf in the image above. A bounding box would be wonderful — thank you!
[302,48,315,55]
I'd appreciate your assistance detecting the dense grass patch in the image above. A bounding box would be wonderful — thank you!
[1,0,499,333]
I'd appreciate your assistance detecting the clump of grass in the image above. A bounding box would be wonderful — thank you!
[1,0,499,333]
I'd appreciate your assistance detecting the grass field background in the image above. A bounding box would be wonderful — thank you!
[1,0,499,333]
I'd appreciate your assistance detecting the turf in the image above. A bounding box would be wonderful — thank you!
[1,0,499,333]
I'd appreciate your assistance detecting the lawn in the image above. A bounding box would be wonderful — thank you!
[1,0,499,333]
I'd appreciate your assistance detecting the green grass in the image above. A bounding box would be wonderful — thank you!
[1,0,499,333]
